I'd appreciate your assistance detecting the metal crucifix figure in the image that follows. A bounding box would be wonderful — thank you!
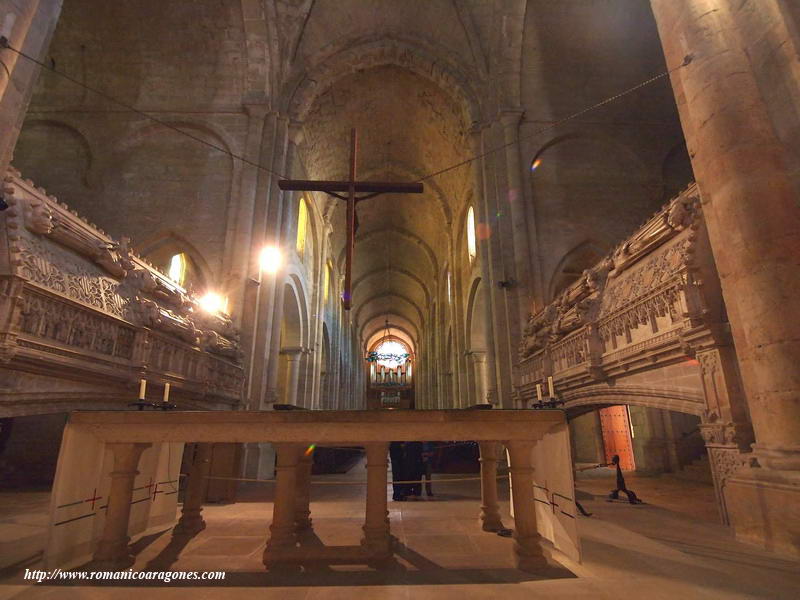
[278,128,424,309]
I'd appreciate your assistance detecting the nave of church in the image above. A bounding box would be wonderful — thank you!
[1,0,800,597]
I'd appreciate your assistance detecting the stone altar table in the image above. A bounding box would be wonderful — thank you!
[49,409,571,572]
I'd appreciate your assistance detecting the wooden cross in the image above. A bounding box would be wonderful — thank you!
[278,129,424,309]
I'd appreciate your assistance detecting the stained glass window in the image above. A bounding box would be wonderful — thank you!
[296,197,309,257]
[467,206,476,261]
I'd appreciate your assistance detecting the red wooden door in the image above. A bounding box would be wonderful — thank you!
[599,405,635,470]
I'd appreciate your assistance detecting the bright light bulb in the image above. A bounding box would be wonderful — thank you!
[198,291,227,315]
[260,246,282,274]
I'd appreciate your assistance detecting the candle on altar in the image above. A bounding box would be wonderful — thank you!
[547,376,555,398]
[163,382,170,403]
[138,379,147,400]
[536,384,543,402]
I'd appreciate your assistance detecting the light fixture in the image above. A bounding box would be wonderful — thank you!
[260,246,282,274]
[198,291,227,315]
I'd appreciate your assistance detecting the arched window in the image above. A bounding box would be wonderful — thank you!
[168,252,187,286]
[324,262,332,302]
[374,339,409,370]
[296,196,309,257]
[466,206,477,262]
[446,270,452,304]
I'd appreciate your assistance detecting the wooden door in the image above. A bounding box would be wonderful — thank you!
[599,405,635,470]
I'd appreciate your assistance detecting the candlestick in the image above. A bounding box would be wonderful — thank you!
[163,382,170,403]
[548,376,555,398]
[536,384,543,402]
[138,379,147,400]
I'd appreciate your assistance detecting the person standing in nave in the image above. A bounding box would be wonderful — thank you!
[421,441,434,497]
[389,441,409,501]
[404,441,425,500]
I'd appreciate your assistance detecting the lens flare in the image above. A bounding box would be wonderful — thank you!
[198,292,227,315]
[476,223,492,240]
[530,158,542,171]
[259,246,282,274]
[304,444,316,456]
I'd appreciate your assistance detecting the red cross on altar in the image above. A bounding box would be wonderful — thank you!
[278,128,424,309]
[84,488,102,510]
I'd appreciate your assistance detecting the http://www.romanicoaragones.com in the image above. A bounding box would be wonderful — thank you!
[24,568,226,584]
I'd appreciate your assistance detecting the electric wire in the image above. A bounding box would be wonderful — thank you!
[2,35,693,187]
[0,37,290,180]
[414,54,694,183]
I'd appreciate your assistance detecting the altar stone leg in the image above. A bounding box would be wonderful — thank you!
[294,447,313,531]
[174,443,212,535]
[506,440,549,571]
[478,441,504,531]
[263,443,302,569]
[362,442,392,560]
[93,443,151,569]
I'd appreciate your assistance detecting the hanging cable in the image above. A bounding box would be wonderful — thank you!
[0,36,289,180]
[1,34,693,187]
[415,54,695,183]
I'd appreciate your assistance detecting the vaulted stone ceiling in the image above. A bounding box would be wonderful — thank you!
[282,0,497,347]
[299,65,471,343]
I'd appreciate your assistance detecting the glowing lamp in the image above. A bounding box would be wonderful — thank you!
[260,246,282,274]
[198,291,227,315]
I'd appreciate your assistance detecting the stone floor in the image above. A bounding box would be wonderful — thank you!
[0,490,50,570]
[1,462,799,599]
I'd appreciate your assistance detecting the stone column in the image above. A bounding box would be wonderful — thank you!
[263,443,302,568]
[469,126,500,405]
[294,447,313,531]
[478,441,504,531]
[506,440,548,571]
[93,443,151,569]
[468,351,489,404]
[0,1,63,175]
[262,118,301,406]
[652,0,800,555]
[174,443,212,536]
[280,347,304,406]
[499,109,534,324]
[361,442,391,559]
[225,103,268,321]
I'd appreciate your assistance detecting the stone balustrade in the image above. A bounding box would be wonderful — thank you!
[0,168,244,415]
[66,409,566,572]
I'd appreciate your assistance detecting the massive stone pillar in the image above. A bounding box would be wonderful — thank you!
[652,0,800,555]
[0,1,63,176]
[93,443,151,568]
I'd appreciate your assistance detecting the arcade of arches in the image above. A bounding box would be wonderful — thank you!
[1,0,800,597]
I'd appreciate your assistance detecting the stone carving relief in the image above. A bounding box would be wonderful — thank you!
[519,186,705,367]
[607,189,699,278]
[17,290,135,360]
[1,168,244,401]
